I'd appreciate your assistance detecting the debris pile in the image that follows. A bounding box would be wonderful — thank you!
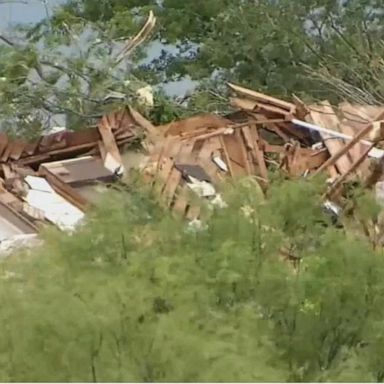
[0,107,150,252]
[1,81,384,252]
[143,83,384,220]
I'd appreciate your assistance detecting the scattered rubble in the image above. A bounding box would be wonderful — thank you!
[143,83,384,221]
[0,107,148,250]
[0,82,383,254]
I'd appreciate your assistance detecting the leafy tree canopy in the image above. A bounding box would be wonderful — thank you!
[49,0,384,101]
[1,0,384,138]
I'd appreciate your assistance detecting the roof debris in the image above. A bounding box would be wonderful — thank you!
[1,82,384,252]
[143,83,384,221]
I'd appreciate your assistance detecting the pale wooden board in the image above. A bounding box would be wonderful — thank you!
[222,133,248,177]
[338,102,383,177]
[195,137,223,182]
[308,101,352,176]
[249,125,269,182]
[98,116,123,165]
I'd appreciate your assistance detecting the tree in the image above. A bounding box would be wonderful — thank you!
[50,0,384,103]
[2,0,383,138]
[0,5,175,138]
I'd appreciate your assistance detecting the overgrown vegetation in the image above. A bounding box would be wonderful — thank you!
[0,178,383,382]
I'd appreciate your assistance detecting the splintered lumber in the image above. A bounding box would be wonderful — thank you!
[308,101,352,175]
[98,116,123,167]
[228,82,295,112]
[0,133,8,158]
[39,167,89,212]
[249,125,268,183]
[221,129,251,177]
[314,109,384,177]
[196,137,224,181]
[326,141,378,198]
[338,102,369,163]
[292,94,310,120]
[364,156,384,188]
[160,114,232,137]
[115,11,156,63]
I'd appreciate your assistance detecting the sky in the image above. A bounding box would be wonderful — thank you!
[0,0,65,28]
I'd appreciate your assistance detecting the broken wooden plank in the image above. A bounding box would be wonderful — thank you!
[162,168,182,207]
[250,125,269,183]
[228,82,295,112]
[0,133,9,158]
[308,101,351,175]
[98,116,123,168]
[326,141,377,198]
[38,167,89,212]
[313,108,384,177]
[221,133,247,177]
[9,141,27,161]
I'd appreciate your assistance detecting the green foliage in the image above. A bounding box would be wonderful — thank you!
[64,0,384,104]
[0,178,383,381]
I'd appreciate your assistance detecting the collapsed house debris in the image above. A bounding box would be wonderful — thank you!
[1,81,384,254]
[143,83,384,221]
[0,106,152,252]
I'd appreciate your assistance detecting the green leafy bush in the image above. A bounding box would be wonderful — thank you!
[0,178,384,382]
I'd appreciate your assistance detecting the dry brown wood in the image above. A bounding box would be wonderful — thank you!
[22,141,40,157]
[18,154,51,167]
[326,141,377,198]
[308,101,351,175]
[98,140,107,160]
[219,136,234,177]
[313,108,384,176]
[0,133,8,158]
[162,167,182,207]
[339,120,369,178]
[195,137,224,181]
[159,140,197,209]
[222,133,247,177]
[250,125,269,183]
[1,144,12,162]
[230,97,258,111]
[262,142,286,154]
[1,164,14,180]
[306,149,329,170]
[235,129,252,174]
[364,156,384,188]
[177,141,196,163]
[241,126,257,174]
[187,127,230,142]
[162,114,232,138]
[9,141,27,160]
[253,104,293,119]
[39,167,89,212]
[228,82,295,112]
[0,200,38,232]
[153,157,175,196]
[115,10,156,63]
[128,106,158,137]
[292,94,310,120]
[98,116,123,166]
[275,121,310,142]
